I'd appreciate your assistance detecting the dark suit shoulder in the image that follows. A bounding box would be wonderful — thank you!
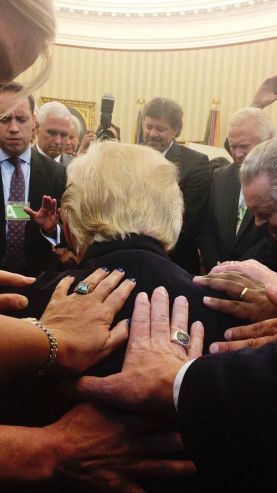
[31,147,66,180]
[167,141,209,165]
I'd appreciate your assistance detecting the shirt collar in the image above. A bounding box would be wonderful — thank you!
[36,143,61,163]
[162,141,174,156]
[0,146,31,165]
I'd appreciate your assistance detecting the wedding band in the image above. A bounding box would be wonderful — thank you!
[240,287,248,300]
[74,282,91,295]
[171,330,190,348]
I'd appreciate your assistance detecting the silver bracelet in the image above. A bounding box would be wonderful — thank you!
[23,317,58,376]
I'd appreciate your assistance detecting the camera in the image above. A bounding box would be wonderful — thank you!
[96,94,115,141]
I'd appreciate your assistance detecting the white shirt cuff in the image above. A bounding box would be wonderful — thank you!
[173,359,197,410]
[41,224,61,246]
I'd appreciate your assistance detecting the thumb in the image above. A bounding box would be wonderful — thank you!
[61,373,130,407]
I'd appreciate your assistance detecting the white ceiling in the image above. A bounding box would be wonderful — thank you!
[54,0,277,49]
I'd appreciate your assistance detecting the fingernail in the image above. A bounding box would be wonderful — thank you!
[127,277,136,282]
[19,297,28,308]
[203,296,212,304]
[127,318,131,328]
[224,329,232,340]
[116,267,125,272]
[26,277,36,283]
[193,276,200,280]
[209,343,219,353]
[155,286,168,295]
[100,266,109,272]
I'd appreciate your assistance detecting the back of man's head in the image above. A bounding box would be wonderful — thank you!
[143,97,183,137]
[240,137,277,190]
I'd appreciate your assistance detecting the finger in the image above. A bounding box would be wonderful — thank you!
[265,284,277,306]
[150,286,170,338]
[209,335,277,353]
[225,318,277,341]
[187,321,204,359]
[104,278,136,312]
[0,293,29,311]
[194,276,244,298]
[203,296,252,319]
[136,432,184,456]
[50,275,75,300]
[170,296,189,340]
[62,374,127,407]
[101,320,129,357]
[130,459,196,478]
[129,291,150,343]
[89,268,126,301]
[23,206,35,217]
[0,270,35,287]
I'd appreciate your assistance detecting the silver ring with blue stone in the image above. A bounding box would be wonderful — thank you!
[171,330,190,347]
[74,282,91,295]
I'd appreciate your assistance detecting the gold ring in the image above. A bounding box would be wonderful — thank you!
[240,287,248,300]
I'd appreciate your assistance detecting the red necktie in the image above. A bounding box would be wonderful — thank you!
[4,156,26,272]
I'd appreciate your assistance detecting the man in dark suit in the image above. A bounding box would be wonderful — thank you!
[143,97,210,274]
[0,83,66,276]
[199,107,275,272]
[35,101,73,167]
[70,283,276,493]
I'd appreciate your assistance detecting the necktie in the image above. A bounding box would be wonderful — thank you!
[4,156,26,272]
[236,198,247,235]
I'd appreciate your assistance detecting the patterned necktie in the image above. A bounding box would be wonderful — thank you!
[4,156,26,272]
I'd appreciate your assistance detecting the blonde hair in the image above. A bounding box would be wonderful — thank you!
[2,0,55,110]
[62,142,184,252]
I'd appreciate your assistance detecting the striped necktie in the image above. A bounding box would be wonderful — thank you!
[3,156,26,272]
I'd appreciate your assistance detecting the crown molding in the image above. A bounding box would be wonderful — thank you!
[54,0,277,49]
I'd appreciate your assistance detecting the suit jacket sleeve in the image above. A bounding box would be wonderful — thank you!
[177,343,277,491]
[181,153,210,237]
[198,174,221,271]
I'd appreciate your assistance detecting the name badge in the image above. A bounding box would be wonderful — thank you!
[6,201,30,221]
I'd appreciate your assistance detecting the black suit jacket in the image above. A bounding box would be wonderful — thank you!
[165,142,210,274]
[0,147,66,276]
[2,235,247,427]
[199,163,268,272]
[178,343,277,492]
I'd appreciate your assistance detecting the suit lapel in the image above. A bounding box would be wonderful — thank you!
[29,149,45,210]
[235,208,254,243]
[226,165,241,241]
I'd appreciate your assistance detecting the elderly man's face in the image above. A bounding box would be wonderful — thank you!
[37,114,71,159]
[0,91,34,156]
[64,125,80,155]
[243,173,277,241]
[228,118,262,166]
[143,116,178,153]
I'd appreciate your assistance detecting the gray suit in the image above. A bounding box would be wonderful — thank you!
[199,163,267,271]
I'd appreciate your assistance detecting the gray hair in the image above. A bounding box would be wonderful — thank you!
[37,101,71,125]
[240,138,277,200]
[228,107,275,142]
[70,115,82,138]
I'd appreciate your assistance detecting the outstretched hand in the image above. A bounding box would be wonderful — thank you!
[251,74,277,109]
[209,283,277,353]
[63,286,204,417]
[193,272,277,322]
[24,195,59,235]
[41,268,136,373]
